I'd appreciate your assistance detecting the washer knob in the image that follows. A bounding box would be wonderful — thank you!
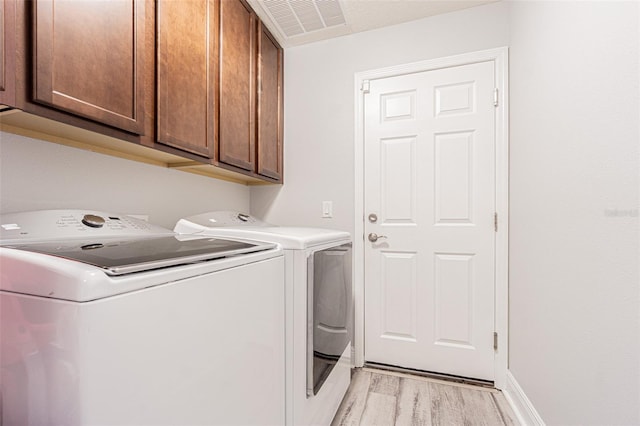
[82,214,105,228]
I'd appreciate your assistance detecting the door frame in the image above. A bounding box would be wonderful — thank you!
[353,47,509,389]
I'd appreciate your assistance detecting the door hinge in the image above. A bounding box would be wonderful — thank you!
[494,212,498,232]
[493,88,499,107]
[361,80,370,94]
[493,332,498,350]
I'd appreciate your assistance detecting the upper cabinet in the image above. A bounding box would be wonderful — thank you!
[0,0,16,106]
[257,23,283,181]
[217,1,283,182]
[1,0,283,184]
[156,0,283,183]
[157,0,218,158]
[32,0,146,135]
[218,0,257,172]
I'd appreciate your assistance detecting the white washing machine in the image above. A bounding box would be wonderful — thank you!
[175,211,353,426]
[0,210,285,426]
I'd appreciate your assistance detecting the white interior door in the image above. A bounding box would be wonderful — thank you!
[364,61,496,381]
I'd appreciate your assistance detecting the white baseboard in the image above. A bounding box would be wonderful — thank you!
[502,370,545,426]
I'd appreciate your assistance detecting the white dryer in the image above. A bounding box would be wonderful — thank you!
[0,210,285,426]
[175,211,353,426]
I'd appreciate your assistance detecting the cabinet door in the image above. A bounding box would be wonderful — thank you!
[33,0,145,135]
[257,24,283,182]
[0,0,16,106]
[218,0,256,171]
[157,0,217,158]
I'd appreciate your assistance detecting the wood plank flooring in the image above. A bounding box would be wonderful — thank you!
[331,368,519,426]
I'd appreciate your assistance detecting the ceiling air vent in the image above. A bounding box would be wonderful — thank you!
[260,0,346,38]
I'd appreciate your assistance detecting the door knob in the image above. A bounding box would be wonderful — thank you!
[368,213,378,223]
[368,233,387,243]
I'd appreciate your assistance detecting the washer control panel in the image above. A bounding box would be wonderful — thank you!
[0,210,171,243]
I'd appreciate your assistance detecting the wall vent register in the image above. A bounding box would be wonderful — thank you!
[259,0,346,37]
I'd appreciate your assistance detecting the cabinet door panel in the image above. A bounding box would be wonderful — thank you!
[33,0,145,134]
[257,25,283,181]
[0,0,16,106]
[218,0,256,171]
[157,0,217,158]
[0,0,5,94]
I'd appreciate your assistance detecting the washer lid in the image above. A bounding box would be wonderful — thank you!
[3,235,274,276]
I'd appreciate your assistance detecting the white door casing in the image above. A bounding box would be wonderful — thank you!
[354,48,509,388]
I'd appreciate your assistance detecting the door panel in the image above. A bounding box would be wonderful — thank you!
[435,131,474,223]
[0,0,6,95]
[218,0,256,171]
[380,251,417,340]
[157,0,217,158]
[257,24,283,181]
[33,0,145,134]
[434,253,474,347]
[381,136,416,223]
[364,61,496,381]
[0,0,16,106]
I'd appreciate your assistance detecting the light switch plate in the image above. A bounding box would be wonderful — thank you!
[322,201,333,218]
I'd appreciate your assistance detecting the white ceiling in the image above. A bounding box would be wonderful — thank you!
[247,0,497,48]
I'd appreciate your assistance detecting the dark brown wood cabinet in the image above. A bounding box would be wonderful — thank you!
[32,0,146,135]
[0,0,16,106]
[156,0,283,182]
[2,0,282,184]
[218,0,257,172]
[257,23,283,181]
[157,0,218,158]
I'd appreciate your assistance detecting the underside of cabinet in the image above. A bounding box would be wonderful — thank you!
[0,109,273,185]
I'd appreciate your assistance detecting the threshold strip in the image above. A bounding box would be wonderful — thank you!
[364,361,494,389]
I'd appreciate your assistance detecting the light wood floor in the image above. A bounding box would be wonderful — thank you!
[331,368,519,426]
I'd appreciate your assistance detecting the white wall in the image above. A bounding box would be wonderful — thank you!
[0,131,250,228]
[508,1,639,425]
[253,0,640,424]
[250,1,510,232]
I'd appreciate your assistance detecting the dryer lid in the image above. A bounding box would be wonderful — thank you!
[175,211,351,250]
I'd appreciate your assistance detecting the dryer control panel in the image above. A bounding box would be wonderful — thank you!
[0,210,171,243]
